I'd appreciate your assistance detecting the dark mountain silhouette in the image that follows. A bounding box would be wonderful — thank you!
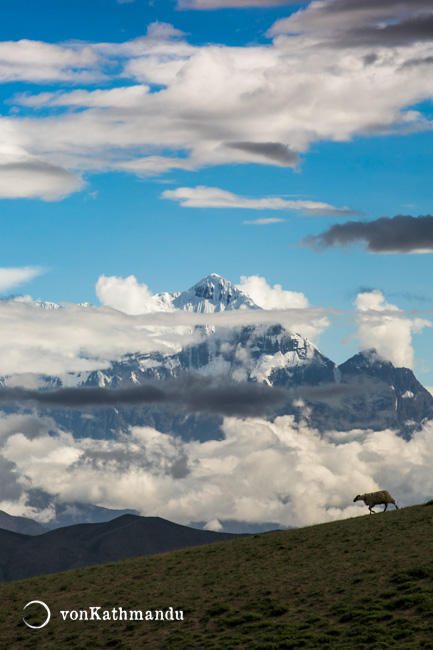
[0,514,246,583]
[0,509,46,535]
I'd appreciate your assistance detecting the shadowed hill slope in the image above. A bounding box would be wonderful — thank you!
[0,514,244,583]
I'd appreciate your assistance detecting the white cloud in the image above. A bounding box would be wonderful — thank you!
[178,0,300,8]
[14,85,151,109]
[95,274,180,315]
[243,217,285,225]
[203,518,223,531]
[162,186,359,216]
[353,290,431,368]
[0,158,84,200]
[0,299,197,376]
[96,275,160,315]
[94,272,329,339]
[0,4,431,194]
[0,39,102,83]
[237,275,309,310]
[0,289,335,376]
[0,266,45,292]
[2,414,433,529]
[4,280,431,379]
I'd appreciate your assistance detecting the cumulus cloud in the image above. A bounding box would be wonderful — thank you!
[3,414,433,529]
[299,215,433,254]
[0,266,45,292]
[95,275,163,315]
[0,159,84,200]
[237,275,309,310]
[0,413,56,442]
[0,39,102,83]
[0,1,431,195]
[343,14,433,48]
[352,290,431,368]
[269,0,433,46]
[162,186,359,216]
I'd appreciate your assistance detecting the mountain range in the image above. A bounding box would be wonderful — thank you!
[1,273,432,536]
[0,514,244,582]
[2,273,433,441]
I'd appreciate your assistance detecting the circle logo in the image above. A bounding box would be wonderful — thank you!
[23,601,51,629]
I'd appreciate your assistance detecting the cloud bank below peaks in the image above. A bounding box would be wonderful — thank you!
[0,272,335,376]
[3,414,433,529]
[3,276,430,378]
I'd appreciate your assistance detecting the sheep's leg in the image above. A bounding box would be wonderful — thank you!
[369,506,376,514]
[383,503,388,512]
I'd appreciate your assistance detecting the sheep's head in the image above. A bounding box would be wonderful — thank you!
[353,495,362,503]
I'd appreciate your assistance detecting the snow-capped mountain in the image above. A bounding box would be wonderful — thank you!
[12,296,61,310]
[2,274,433,440]
[110,273,260,314]
[170,273,259,313]
[85,324,334,387]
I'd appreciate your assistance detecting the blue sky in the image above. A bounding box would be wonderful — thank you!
[1,0,433,381]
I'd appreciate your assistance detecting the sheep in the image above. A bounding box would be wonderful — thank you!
[353,490,399,514]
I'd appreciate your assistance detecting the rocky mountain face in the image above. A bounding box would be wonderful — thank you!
[2,275,433,440]
[333,349,433,435]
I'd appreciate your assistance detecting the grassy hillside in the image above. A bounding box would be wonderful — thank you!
[2,503,433,649]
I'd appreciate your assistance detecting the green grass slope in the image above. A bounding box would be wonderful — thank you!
[2,503,433,649]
